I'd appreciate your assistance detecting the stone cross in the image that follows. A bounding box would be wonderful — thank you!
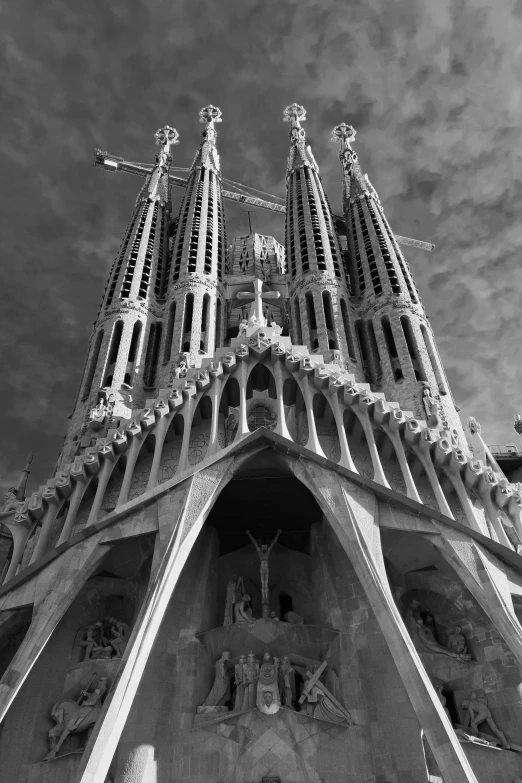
[236,278,280,327]
[331,123,358,174]
[154,125,179,168]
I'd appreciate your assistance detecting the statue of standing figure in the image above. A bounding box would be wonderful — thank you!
[223,574,245,626]
[245,529,282,607]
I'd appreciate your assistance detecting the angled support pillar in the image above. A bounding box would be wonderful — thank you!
[430,523,522,669]
[290,458,478,783]
[77,457,235,783]
[0,530,111,723]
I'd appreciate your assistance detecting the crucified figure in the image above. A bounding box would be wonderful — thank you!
[245,529,282,606]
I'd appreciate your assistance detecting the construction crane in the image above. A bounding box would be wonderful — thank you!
[94,149,434,252]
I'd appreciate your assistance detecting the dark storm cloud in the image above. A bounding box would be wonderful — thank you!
[1,0,522,491]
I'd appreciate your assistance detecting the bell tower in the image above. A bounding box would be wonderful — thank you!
[158,105,227,381]
[60,125,179,467]
[283,104,361,373]
[332,122,464,439]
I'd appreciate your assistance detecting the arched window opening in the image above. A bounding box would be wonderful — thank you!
[104,321,124,385]
[340,299,356,360]
[183,293,194,335]
[215,299,222,348]
[400,316,427,382]
[279,593,293,621]
[420,324,447,394]
[107,321,124,366]
[144,323,162,388]
[123,373,131,386]
[367,322,382,385]
[128,321,142,366]
[382,316,403,381]
[248,404,277,433]
[305,292,317,345]
[322,291,334,331]
[201,294,210,352]
[248,364,277,399]
[82,329,104,400]
[164,303,176,363]
[294,298,303,345]
[343,408,374,481]
[328,339,336,349]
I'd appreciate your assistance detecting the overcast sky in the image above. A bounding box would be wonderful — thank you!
[1,0,522,494]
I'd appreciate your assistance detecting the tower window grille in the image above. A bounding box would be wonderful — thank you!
[380,211,419,303]
[303,169,326,272]
[144,322,162,388]
[217,192,226,281]
[173,177,196,281]
[295,173,309,273]
[187,178,204,274]
[356,200,382,296]
[138,203,158,299]
[121,206,148,299]
[340,299,356,360]
[366,197,401,295]
[204,178,214,275]
[381,316,403,380]
[349,207,365,294]
[400,315,427,382]
[286,179,296,278]
[82,329,104,400]
[154,208,168,298]
[106,205,139,307]
[164,302,176,363]
[316,180,341,278]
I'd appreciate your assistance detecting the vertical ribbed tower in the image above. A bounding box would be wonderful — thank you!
[332,122,464,439]
[61,125,179,465]
[159,105,226,377]
[283,104,361,372]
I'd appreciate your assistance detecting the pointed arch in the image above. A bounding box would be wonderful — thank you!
[312,393,340,461]
[343,408,375,480]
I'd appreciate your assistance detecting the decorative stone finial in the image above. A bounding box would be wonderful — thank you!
[466,416,481,436]
[332,123,358,174]
[515,414,522,436]
[199,105,222,126]
[283,103,307,126]
[154,125,179,151]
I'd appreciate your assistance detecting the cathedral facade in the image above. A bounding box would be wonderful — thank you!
[0,104,521,783]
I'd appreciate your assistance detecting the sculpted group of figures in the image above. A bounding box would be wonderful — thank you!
[409,601,520,752]
[79,616,130,661]
[199,652,352,724]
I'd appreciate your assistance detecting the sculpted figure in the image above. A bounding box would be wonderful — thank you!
[79,622,102,661]
[462,692,510,749]
[270,321,282,336]
[233,654,247,711]
[238,319,248,336]
[106,616,130,658]
[408,601,471,662]
[285,610,304,625]
[301,664,350,725]
[256,652,281,713]
[234,593,255,625]
[246,529,282,606]
[224,574,245,626]
[421,385,441,428]
[447,626,468,658]
[175,359,187,379]
[44,676,108,760]
[202,651,231,708]
[243,652,259,709]
[279,656,295,709]
[3,487,20,512]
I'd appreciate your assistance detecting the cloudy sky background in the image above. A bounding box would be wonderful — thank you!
[1,0,522,493]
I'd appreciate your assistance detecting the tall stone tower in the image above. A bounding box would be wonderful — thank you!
[332,122,463,442]
[0,105,521,783]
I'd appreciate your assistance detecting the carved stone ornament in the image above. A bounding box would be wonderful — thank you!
[44,675,109,760]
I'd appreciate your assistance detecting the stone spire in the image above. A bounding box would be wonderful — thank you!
[59,126,179,468]
[283,104,360,369]
[332,121,463,440]
[160,105,227,374]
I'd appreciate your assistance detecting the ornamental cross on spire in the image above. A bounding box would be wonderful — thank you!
[332,122,358,174]
[283,103,307,144]
[153,125,179,171]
